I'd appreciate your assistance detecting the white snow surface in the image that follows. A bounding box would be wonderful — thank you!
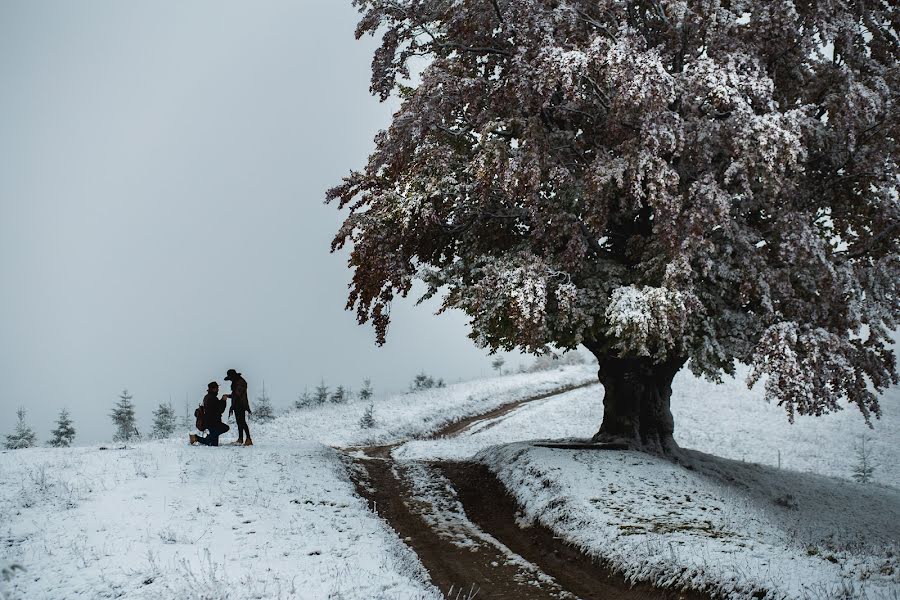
[3,362,898,599]
[0,442,437,600]
[259,365,594,448]
[0,366,594,599]
[397,368,900,599]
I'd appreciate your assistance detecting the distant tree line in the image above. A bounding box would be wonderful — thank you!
[292,373,447,431]
[294,378,375,409]
[5,357,583,451]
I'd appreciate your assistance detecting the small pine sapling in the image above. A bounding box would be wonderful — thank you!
[48,408,76,447]
[852,436,876,484]
[254,382,275,422]
[359,403,376,429]
[358,378,374,403]
[295,388,313,409]
[330,385,348,404]
[151,402,177,438]
[5,407,36,450]
[110,389,139,444]
[409,372,445,392]
[313,381,329,406]
[179,396,192,430]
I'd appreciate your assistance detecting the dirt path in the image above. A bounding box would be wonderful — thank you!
[345,384,710,600]
[433,381,596,438]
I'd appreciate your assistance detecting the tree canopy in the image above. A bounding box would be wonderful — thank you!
[329,0,899,425]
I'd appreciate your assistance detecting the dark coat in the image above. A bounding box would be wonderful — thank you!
[229,375,251,413]
[203,391,226,426]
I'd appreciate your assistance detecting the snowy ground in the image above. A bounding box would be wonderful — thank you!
[261,365,595,448]
[398,370,900,600]
[0,366,593,600]
[0,441,437,600]
[3,362,897,599]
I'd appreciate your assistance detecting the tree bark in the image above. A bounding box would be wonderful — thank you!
[585,350,686,454]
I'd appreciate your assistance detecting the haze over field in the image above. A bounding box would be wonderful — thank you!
[0,1,519,443]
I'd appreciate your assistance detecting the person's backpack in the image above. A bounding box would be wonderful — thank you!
[194,405,206,431]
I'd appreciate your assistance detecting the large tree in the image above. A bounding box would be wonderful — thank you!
[328,0,899,453]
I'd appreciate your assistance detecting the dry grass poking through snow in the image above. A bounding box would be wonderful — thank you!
[482,443,900,600]
[395,366,900,599]
[470,368,900,600]
[0,366,595,600]
[0,442,441,600]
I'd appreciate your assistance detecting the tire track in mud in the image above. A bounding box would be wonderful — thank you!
[345,382,710,600]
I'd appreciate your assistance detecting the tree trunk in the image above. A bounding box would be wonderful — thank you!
[587,352,686,454]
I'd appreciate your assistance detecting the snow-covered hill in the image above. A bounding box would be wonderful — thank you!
[0,367,593,600]
[399,369,900,600]
[2,363,898,599]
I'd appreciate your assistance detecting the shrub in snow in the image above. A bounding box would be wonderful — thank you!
[110,389,139,443]
[293,383,353,409]
[328,0,900,453]
[409,372,445,392]
[254,383,275,422]
[5,407,36,450]
[48,408,75,447]
[295,388,313,409]
[359,402,376,429]
[491,357,505,373]
[313,381,330,406]
[852,436,876,484]
[358,378,374,402]
[178,399,193,430]
[150,402,176,438]
[330,385,349,404]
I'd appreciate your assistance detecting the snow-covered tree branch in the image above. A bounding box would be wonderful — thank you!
[330,0,899,452]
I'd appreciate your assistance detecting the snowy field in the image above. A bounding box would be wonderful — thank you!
[3,361,898,599]
[399,370,900,600]
[0,441,437,600]
[260,365,595,448]
[0,366,593,600]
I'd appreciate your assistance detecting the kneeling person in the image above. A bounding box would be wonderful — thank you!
[190,382,230,446]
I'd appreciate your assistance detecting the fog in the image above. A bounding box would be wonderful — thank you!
[0,1,524,444]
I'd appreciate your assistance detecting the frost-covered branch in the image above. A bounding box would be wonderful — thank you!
[333,0,900,423]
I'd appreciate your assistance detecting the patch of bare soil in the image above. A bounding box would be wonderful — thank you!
[346,382,715,599]
[350,455,576,599]
[438,461,709,600]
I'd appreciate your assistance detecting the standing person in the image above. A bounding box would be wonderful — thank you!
[190,382,230,446]
[224,369,252,446]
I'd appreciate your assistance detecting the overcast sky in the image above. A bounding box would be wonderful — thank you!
[0,0,526,444]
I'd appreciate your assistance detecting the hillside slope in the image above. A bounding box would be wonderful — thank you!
[0,366,593,600]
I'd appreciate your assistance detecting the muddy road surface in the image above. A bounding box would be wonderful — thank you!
[345,384,709,600]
